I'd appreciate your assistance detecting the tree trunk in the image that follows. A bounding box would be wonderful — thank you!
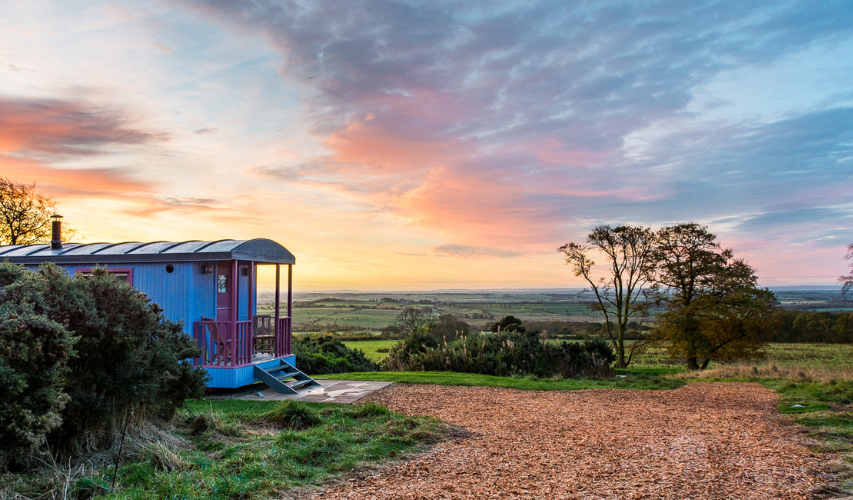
[700,358,710,370]
[687,356,700,370]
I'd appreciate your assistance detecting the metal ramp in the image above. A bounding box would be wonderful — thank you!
[253,359,320,394]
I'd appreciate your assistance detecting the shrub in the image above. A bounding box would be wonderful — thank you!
[39,265,208,452]
[262,400,322,429]
[0,262,208,461]
[385,328,614,378]
[490,315,525,333]
[383,328,440,371]
[293,336,379,374]
[0,263,76,467]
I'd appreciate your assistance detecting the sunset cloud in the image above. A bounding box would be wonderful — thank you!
[0,96,163,158]
[177,0,853,258]
[1,0,851,288]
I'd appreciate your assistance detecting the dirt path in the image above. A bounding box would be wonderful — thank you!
[309,382,830,499]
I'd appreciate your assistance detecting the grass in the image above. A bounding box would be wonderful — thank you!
[342,339,399,361]
[1,400,449,500]
[322,370,684,391]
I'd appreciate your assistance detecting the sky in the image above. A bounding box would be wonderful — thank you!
[1,0,851,291]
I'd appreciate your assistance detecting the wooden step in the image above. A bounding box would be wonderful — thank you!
[253,360,320,394]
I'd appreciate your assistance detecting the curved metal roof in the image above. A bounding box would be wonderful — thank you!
[0,239,295,265]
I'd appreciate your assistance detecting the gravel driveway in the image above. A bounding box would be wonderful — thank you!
[309,382,830,500]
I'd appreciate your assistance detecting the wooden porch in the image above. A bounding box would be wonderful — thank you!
[193,316,292,368]
[191,260,294,369]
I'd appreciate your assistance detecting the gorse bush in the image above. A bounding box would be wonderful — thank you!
[385,326,615,378]
[42,265,208,453]
[0,263,75,468]
[293,336,379,374]
[0,262,208,466]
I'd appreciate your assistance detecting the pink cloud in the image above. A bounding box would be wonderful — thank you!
[0,96,163,157]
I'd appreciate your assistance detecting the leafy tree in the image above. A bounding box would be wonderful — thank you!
[0,178,59,245]
[840,243,853,297]
[490,315,525,333]
[394,307,436,334]
[653,223,776,369]
[430,313,470,339]
[559,225,656,368]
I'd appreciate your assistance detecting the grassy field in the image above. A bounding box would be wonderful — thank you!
[261,294,609,332]
[342,339,398,362]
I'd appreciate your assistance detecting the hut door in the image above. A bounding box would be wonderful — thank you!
[216,261,233,322]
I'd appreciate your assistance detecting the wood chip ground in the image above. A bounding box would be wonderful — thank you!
[307,382,833,499]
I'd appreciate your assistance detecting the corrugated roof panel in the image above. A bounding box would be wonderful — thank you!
[94,242,149,255]
[14,244,84,257]
[197,240,242,253]
[160,241,223,254]
[0,245,31,256]
[59,243,114,255]
[126,241,184,254]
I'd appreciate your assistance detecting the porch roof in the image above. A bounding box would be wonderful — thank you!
[0,238,296,265]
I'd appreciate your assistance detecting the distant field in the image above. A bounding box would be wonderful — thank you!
[260,293,608,332]
[343,340,398,362]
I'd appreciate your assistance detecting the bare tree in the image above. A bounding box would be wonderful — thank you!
[559,225,656,368]
[0,178,57,245]
[395,307,436,335]
[841,244,853,298]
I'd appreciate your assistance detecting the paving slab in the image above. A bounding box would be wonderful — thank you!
[236,379,393,404]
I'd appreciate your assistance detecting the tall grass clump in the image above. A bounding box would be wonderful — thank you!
[678,362,853,384]
[262,400,322,430]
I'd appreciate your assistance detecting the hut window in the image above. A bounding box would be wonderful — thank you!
[74,268,133,285]
[218,274,228,293]
[166,264,175,273]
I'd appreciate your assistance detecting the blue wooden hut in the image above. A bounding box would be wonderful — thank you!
[0,225,317,394]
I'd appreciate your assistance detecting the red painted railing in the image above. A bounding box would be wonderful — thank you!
[193,316,291,368]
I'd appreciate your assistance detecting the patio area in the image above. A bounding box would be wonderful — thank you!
[237,379,394,404]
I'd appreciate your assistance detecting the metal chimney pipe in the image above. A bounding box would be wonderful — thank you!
[50,214,63,250]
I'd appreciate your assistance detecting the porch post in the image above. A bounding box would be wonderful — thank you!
[274,264,281,356]
[248,261,254,332]
[231,260,239,324]
[232,259,239,363]
[287,264,292,319]
[247,261,257,320]
[287,264,293,354]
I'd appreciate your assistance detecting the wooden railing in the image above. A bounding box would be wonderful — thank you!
[193,316,291,368]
